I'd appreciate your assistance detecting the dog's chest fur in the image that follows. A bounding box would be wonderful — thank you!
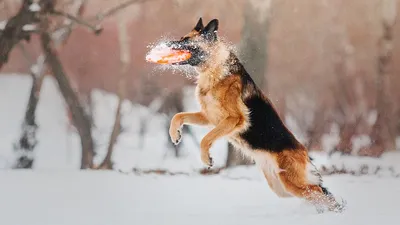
[196,82,227,125]
[200,91,222,121]
[195,72,247,126]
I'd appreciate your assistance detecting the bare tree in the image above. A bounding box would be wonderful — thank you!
[238,0,270,89]
[1,0,153,169]
[360,0,398,157]
[331,64,368,155]
[305,107,329,151]
[325,25,377,156]
[13,0,86,169]
[97,13,129,170]
[13,54,46,168]
[226,0,270,167]
[0,0,38,69]
[285,93,330,151]
[0,0,96,169]
[41,29,96,169]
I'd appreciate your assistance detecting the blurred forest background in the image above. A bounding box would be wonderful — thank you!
[1,0,400,172]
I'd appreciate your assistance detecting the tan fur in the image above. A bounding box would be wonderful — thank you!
[169,36,250,166]
[241,149,293,198]
[168,36,337,210]
[183,29,200,39]
[250,149,336,207]
[275,150,336,207]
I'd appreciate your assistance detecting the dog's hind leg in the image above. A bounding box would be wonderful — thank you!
[260,167,293,198]
[200,116,241,167]
[274,150,346,213]
[252,152,293,198]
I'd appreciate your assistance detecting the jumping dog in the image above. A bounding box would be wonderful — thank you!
[166,18,345,213]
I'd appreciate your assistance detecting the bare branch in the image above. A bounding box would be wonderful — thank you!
[0,0,38,69]
[52,0,153,35]
[0,0,57,70]
[94,0,151,21]
[52,10,102,35]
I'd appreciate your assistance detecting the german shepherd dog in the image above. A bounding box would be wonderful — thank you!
[166,18,345,213]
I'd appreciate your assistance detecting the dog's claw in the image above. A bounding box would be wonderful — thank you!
[171,129,182,145]
[207,156,214,169]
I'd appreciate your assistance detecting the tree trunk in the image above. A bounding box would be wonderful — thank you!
[40,29,94,169]
[335,124,356,155]
[97,98,123,169]
[12,0,85,168]
[305,106,327,151]
[238,0,269,89]
[13,57,45,169]
[362,0,397,157]
[226,0,270,167]
[97,15,129,169]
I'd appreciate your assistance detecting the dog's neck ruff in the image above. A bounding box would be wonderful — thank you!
[195,43,232,86]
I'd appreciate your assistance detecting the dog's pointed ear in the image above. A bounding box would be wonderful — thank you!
[194,17,204,32]
[203,19,219,33]
[201,19,219,41]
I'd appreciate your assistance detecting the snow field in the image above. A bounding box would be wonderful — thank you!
[1,170,400,225]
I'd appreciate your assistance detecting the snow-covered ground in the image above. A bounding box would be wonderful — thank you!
[1,74,400,225]
[1,169,399,225]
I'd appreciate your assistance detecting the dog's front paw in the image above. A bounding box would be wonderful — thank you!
[169,126,182,145]
[200,148,213,169]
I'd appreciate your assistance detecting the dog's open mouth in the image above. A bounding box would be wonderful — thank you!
[146,43,191,65]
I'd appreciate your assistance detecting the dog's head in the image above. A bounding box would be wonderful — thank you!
[166,18,220,66]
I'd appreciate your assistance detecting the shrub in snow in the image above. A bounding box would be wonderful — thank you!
[309,151,400,177]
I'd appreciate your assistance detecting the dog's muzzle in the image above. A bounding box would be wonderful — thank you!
[166,41,206,66]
